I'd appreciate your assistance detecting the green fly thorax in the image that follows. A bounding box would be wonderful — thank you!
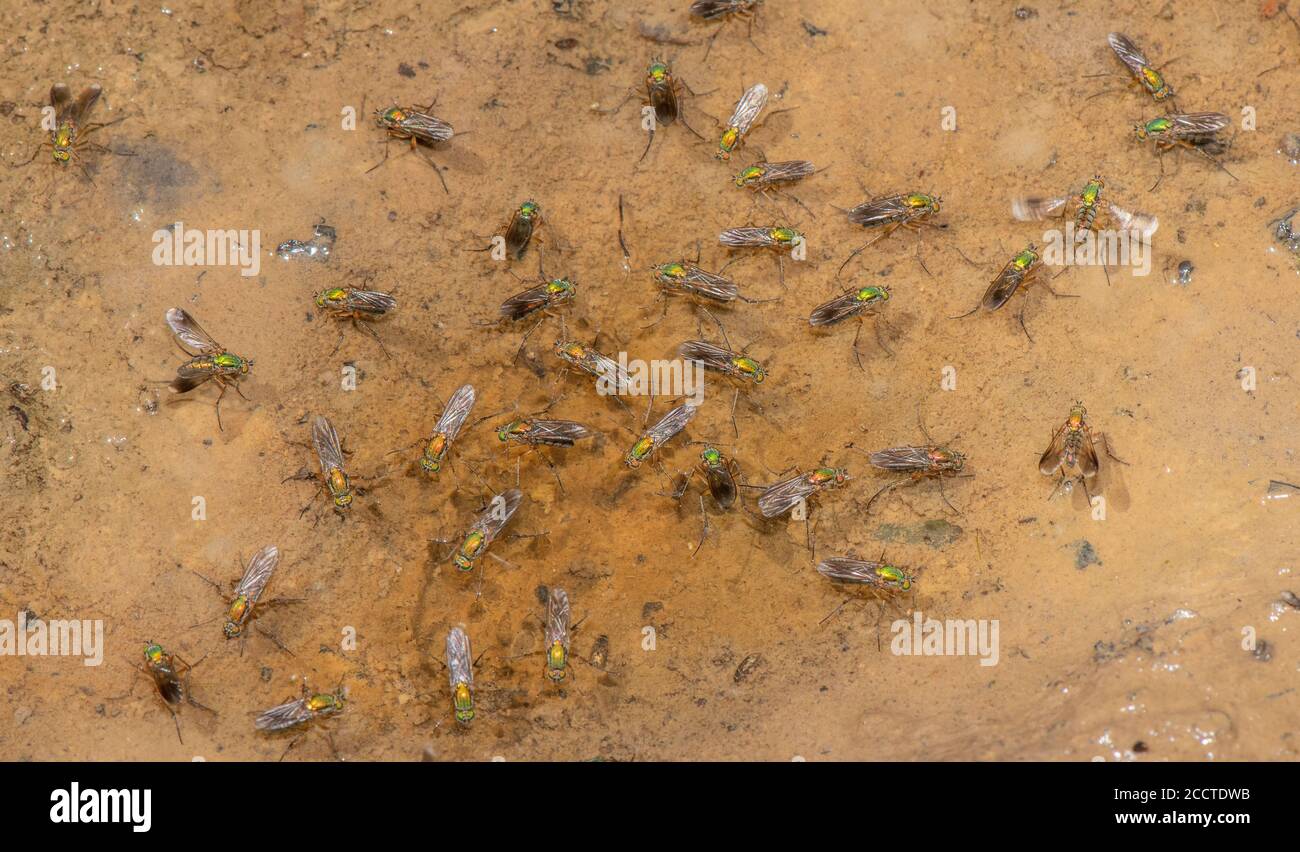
[377,106,406,127]
[878,564,913,591]
[1136,117,1171,140]
[316,287,348,308]
[547,278,576,296]
[735,356,765,382]
[1013,247,1039,269]
[856,286,890,304]
[1080,178,1104,207]
[518,200,540,219]
[735,165,765,187]
[212,352,250,373]
[906,193,940,214]
[701,446,724,468]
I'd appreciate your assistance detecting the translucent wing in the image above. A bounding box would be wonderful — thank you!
[311,415,346,473]
[1105,202,1158,238]
[50,83,73,120]
[870,446,933,471]
[719,227,773,247]
[810,290,868,326]
[470,488,522,546]
[254,697,312,731]
[500,282,555,319]
[981,264,1027,311]
[1011,195,1068,221]
[679,339,739,370]
[435,384,476,440]
[645,403,697,446]
[346,289,397,315]
[1038,424,1069,476]
[524,420,592,446]
[727,83,768,134]
[446,627,473,690]
[1169,112,1229,135]
[233,545,280,602]
[589,351,633,393]
[680,265,738,301]
[1078,433,1100,480]
[758,472,817,518]
[690,0,737,19]
[166,308,222,354]
[545,588,570,651]
[847,195,910,227]
[70,84,103,124]
[816,556,882,583]
[400,110,454,143]
[749,160,814,185]
[1106,32,1151,77]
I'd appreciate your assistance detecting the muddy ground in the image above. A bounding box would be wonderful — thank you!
[1,0,1299,761]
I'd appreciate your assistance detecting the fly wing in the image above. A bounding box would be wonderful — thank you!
[311,415,346,473]
[647,403,697,446]
[166,308,222,354]
[590,351,633,393]
[758,472,816,518]
[1038,425,1068,476]
[1078,433,1101,480]
[809,290,865,326]
[50,83,73,121]
[757,160,815,184]
[70,84,103,124]
[234,545,280,601]
[1105,202,1158,239]
[649,79,680,124]
[401,110,454,143]
[435,384,476,440]
[728,83,768,134]
[719,227,771,247]
[255,697,312,731]
[690,0,735,19]
[1170,112,1229,135]
[1107,32,1151,77]
[527,420,592,446]
[679,339,737,370]
[347,289,397,315]
[816,556,878,583]
[446,627,473,689]
[169,372,212,393]
[682,266,738,300]
[1011,195,1068,221]
[474,488,523,545]
[981,264,1025,311]
[545,588,570,650]
[500,283,551,319]
[870,446,933,470]
[847,195,908,227]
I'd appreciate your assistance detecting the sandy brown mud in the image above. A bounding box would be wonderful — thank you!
[1,0,1298,761]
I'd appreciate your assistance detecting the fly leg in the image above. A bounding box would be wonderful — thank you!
[690,494,710,560]
[836,223,898,278]
[353,316,392,359]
